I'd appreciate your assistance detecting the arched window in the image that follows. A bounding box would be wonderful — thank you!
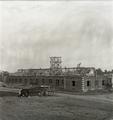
[42,79,45,84]
[72,81,75,86]
[49,79,52,83]
[56,79,59,86]
[87,81,90,86]
[102,80,105,85]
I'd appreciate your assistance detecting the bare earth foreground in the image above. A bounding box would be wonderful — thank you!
[0,87,113,120]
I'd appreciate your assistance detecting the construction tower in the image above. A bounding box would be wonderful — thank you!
[50,57,62,75]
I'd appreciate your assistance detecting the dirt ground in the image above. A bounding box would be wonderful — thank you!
[0,87,113,120]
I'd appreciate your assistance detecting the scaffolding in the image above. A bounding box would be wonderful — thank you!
[50,57,62,75]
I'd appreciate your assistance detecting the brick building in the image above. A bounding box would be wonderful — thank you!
[4,74,96,92]
[1,57,113,92]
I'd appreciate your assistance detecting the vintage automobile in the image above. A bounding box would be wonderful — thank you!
[18,85,55,97]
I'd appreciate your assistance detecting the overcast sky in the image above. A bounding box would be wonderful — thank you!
[0,1,113,72]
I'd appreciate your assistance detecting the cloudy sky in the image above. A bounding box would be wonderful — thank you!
[0,1,113,72]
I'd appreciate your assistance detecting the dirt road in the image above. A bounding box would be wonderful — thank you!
[0,87,113,120]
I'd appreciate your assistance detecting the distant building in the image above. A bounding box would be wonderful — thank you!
[2,57,113,92]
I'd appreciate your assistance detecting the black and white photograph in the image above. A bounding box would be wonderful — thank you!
[0,1,113,120]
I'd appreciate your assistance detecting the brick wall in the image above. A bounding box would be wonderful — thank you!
[64,76,82,92]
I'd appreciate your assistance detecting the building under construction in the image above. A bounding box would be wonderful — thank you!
[2,57,113,92]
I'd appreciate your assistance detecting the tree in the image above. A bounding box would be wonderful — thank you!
[104,70,108,74]
[96,68,103,75]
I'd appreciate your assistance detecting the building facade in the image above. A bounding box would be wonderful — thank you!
[1,57,113,92]
[4,73,97,92]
